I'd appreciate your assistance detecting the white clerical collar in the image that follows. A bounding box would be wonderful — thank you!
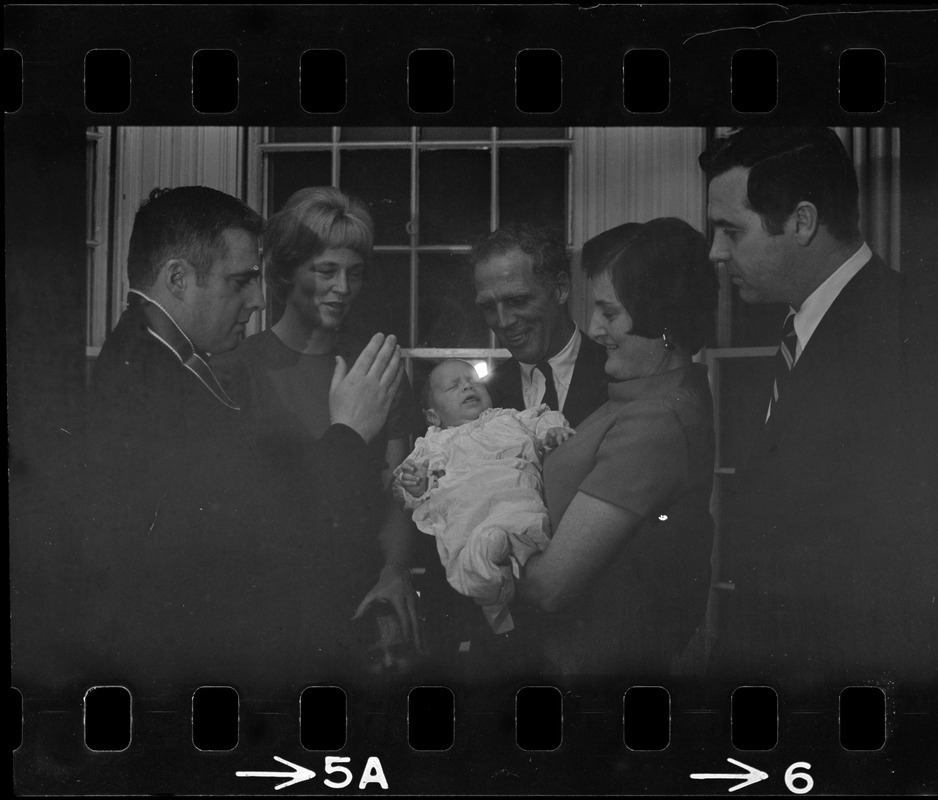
[792,242,872,358]
[129,287,200,350]
[128,288,240,410]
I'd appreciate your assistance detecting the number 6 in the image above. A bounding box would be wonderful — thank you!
[785,762,814,794]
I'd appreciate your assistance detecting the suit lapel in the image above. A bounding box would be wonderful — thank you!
[755,257,887,447]
[565,334,608,427]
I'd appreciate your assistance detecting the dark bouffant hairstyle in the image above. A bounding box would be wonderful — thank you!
[127,186,264,289]
[698,127,860,241]
[581,221,643,276]
[583,217,718,355]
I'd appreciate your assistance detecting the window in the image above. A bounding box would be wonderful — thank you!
[248,127,573,388]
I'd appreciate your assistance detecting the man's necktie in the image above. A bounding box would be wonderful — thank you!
[537,361,559,411]
[767,311,797,421]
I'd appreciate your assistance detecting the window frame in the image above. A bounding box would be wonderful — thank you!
[85,126,113,359]
[246,126,575,377]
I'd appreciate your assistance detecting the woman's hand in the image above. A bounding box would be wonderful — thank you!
[353,562,423,651]
[396,459,430,497]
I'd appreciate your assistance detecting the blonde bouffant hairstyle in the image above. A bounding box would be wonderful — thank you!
[263,186,375,303]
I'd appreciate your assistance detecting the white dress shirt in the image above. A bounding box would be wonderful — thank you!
[790,242,873,364]
[766,243,873,422]
[518,327,582,412]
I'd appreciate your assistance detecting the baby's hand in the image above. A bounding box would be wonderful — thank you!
[396,459,430,497]
[541,426,576,451]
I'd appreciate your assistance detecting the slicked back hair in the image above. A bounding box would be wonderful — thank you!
[127,186,264,289]
[699,127,861,241]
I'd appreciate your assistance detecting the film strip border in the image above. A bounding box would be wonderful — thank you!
[5,46,895,117]
[11,683,897,751]
[4,5,938,124]
[7,4,938,795]
[11,679,937,794]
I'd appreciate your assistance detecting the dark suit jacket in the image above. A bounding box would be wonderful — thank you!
[714,255,936,688]
[485,330,609,427]
[39,296,386,694]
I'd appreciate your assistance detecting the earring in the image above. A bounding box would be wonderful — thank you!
[662,328,675,351]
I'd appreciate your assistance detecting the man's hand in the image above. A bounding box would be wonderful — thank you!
[353,562,423,651]
[329,333,403,444]
[396,459,429,497]
[539,426,576,456]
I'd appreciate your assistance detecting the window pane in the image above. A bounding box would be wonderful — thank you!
[717,357,775,469]
[342,252,411,346]
[419,150,491,245]
[420,127,490,141]
[340,150,411,246]
[732,296,789,347]
[499,147,567,234]
[268,127,333,143]
[340,127,410,142]
[266,151,332,214]
[499,127,567,140]
[417,253,490,348]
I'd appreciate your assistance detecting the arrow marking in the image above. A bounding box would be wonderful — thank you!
[236,756,317,790]
[691,758,769,792]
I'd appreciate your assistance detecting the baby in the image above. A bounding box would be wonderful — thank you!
[394,359,573,634]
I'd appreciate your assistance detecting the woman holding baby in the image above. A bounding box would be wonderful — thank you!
[520,217,718,678]
[220,196,716,680]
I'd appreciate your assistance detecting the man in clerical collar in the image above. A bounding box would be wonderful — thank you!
[95,186,400,439]
[80,186,404,691]
[124,185,266,359]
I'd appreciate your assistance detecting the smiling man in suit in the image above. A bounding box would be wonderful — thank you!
[701,127,934,688]
[471,223,608,428]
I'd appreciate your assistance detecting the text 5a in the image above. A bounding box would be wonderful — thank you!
[236,755,388,790]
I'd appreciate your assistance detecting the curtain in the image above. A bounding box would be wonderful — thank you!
[836,127,901,271]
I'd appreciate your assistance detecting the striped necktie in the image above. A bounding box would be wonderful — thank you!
[536,361,559,412]
[767,311,797,420]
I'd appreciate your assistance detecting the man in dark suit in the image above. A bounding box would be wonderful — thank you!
[74,186,405,693]
[471,223,608,428]
[700,128,935,688]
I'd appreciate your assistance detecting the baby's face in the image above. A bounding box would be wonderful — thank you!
[426,360,493,428]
